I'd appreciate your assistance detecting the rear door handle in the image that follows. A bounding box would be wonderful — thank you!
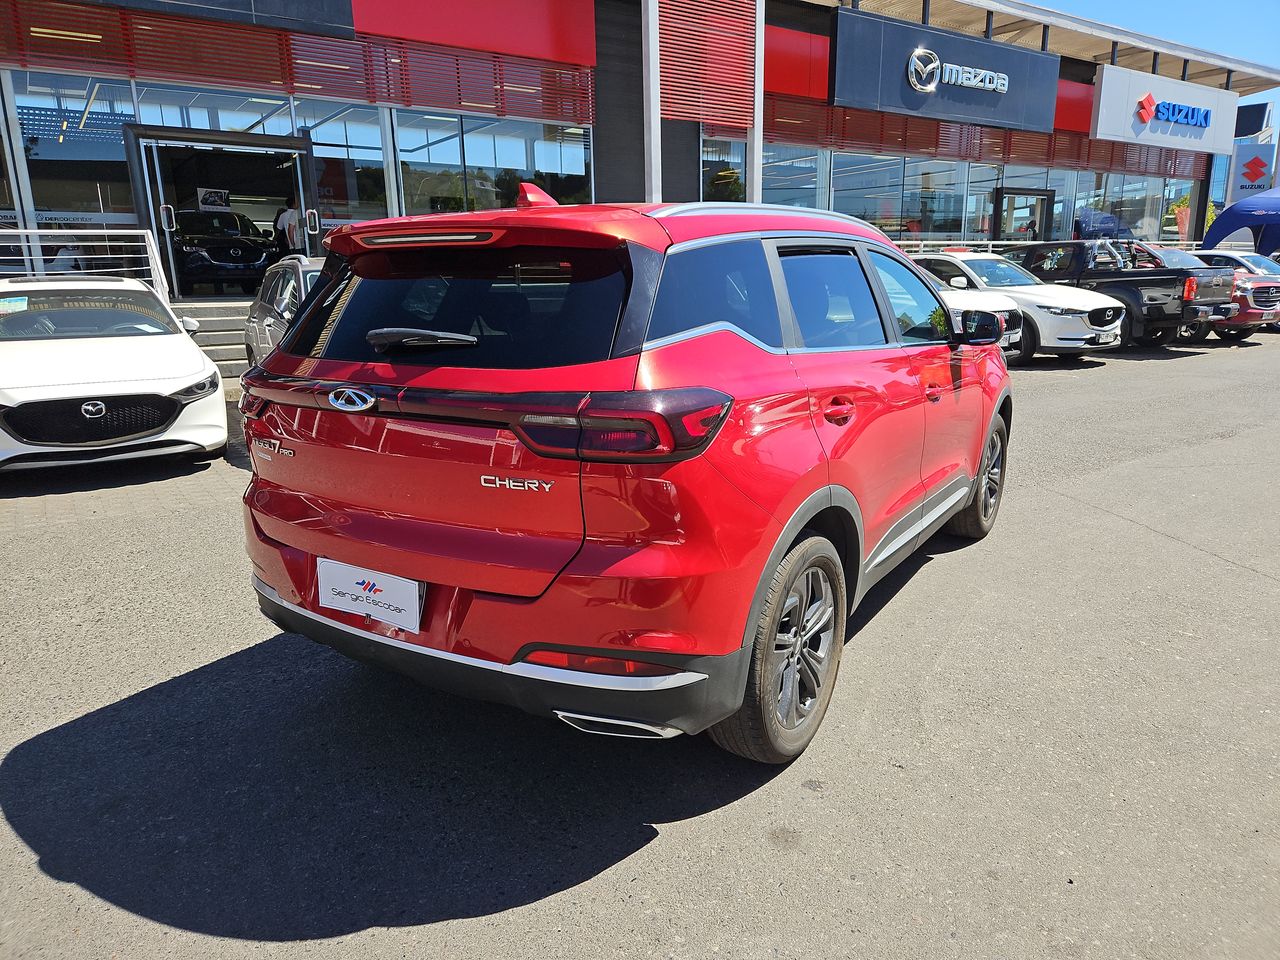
[822,398,858,426]
[924,384,943,403]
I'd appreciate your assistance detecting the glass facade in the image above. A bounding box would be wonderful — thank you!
[11,71,138,225]
[710,136,1206,245]
[0,69,594,231]
[701,139,745,202]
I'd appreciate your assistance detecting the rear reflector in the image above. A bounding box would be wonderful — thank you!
[523,649,678,677]
[359,232,493,246]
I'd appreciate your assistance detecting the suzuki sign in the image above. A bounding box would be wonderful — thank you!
[1227,144,1277,205]
[1090,64,1237,155]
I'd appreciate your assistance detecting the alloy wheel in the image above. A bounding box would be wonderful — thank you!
[981,430,1004,522]
[771,566,836,730]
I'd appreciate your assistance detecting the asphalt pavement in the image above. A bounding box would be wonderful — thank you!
[1,336,1277,960]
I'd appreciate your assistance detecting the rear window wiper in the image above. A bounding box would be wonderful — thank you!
[366,327,478,353]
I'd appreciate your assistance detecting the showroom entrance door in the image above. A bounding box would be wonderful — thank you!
[992,189,1054,242]
[126,126,318,299]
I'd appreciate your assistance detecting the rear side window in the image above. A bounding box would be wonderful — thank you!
[646,240,782,347]
[285,246,628,369]
[779,251,887,349]
[918,257,966,286]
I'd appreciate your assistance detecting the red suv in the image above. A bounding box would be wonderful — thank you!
[241,193,1012,763]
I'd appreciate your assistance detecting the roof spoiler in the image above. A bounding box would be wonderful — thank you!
[516,182,558,209]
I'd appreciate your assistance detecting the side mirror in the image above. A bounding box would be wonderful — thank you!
[180,316,200,334]
[960,310,1002,346]
[948,275,969,289]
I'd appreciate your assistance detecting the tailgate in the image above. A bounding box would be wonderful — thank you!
[243,238,646,598]
[1189,268,1235,305]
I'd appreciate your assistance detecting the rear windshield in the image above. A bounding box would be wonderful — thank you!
[0,289,178,341]
[286,246,628,369]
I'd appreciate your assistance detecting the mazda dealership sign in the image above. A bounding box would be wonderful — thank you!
[830,9,1059,133]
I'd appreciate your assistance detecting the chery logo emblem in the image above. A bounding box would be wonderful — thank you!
[1243,156,1269,183]
[1136,93,1158,124]
[327,388,376,412]
[81,400,106,419]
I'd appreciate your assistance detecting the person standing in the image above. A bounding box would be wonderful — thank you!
[274,198,301,255]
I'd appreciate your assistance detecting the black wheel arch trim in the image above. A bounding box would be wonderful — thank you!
[740,485,865,649]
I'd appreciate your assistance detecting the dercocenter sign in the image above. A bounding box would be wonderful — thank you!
[830,9,1060,133]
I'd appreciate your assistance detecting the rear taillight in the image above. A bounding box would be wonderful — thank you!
[522,649,678,677]
[512,387,732,463]
[239,391,269,419]
[1182,276,1198,301]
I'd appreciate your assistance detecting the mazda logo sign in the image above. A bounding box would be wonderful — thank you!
[230,247,242,257]
[907,48,941,94]
[81,400,106,419]
[327,388,376,413]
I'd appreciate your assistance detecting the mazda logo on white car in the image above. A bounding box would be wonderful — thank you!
[81,400,106,419]
[327,388,376,412]
[907,48,941,93]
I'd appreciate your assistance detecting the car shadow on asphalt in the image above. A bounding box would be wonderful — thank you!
[846,532,966,636]
[0,456,219,498]
[0,634,781,941]
[1009,355,1107,372]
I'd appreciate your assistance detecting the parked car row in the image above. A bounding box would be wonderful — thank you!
[905,239,1278,363]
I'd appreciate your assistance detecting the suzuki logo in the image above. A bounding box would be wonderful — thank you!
[1244,156,1269,184]
[327,388,376,412]
[1136,93,1158,124]
[80,400,106,419]
[907,48,941,93]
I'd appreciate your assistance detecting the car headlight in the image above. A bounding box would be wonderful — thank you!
[1035,305,1088,316]
[172,371,220,403]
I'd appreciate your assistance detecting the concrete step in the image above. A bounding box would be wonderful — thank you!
[218,358,250,382]
[190,314,249,334]
[172,298,253,316]
[203,343,248,362]
[195,329,244,347]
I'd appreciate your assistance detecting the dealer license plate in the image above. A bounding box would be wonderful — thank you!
[1001,330,1021,346]
[316,558,422,632]
[1097,331,1119,344]
[1263,311,1276,321]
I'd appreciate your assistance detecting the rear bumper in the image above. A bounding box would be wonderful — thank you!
[254,577,752,736]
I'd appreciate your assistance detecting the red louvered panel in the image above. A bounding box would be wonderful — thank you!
[0,0,593,124]
[1006,130,1052,166]
[903,116,940,157]
[659,0,756,128]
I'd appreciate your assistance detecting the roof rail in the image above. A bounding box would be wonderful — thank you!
[647,202,890,238]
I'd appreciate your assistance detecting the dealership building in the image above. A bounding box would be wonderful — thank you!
[0,0,1277,288]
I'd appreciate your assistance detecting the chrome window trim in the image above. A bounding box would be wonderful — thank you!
[643,321,787,355]
[253,577,707,692]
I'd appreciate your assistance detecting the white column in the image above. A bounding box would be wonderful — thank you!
[745,0,765,203]
[641,0,662,202]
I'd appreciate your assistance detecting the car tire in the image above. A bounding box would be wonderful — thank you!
[1135,326,1174,347]
[1177,322,1212,343]
[1266,322,1280,334]
[1007,318,1038,365]
[945,417,1008,541]
[1214,327,1253,342]
[708,535,846,765]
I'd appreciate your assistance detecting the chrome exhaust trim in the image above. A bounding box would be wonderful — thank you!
[553,711,683,739]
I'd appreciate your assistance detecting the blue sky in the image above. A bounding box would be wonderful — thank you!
[1053,0,1279,112]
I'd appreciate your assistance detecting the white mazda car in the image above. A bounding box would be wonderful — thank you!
[914,252,1125,363]
[0,276,227,470]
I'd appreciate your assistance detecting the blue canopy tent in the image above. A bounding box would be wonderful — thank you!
[1202,185,1280,256]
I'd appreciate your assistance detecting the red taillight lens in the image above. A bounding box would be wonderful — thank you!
[522,649,678,677]
[512,387,732,463]
[1182,276,1198,301]
[239,391,269,419]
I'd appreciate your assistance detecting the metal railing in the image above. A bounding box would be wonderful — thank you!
[893,237,1256,255]
[0,229,171,301]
